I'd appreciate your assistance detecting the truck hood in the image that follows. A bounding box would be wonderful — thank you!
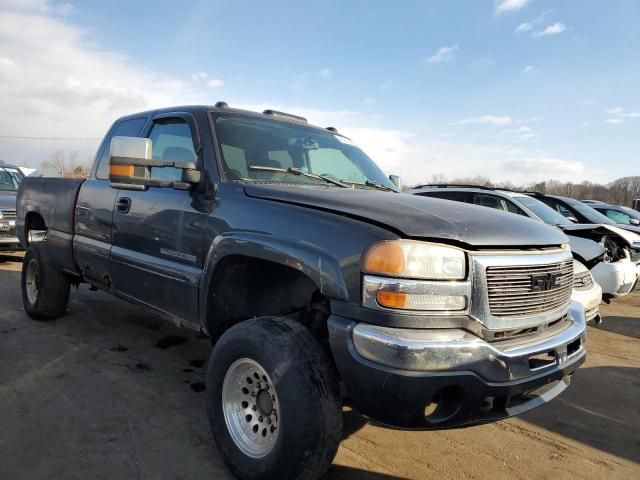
[245,185,568,248]
[0,191,17,210]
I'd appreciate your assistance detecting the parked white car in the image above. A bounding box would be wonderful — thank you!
[571,260,602,324]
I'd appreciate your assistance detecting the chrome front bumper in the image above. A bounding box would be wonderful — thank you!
[351,300,586,383]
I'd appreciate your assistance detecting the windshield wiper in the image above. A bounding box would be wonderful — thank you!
[340,180,396,192]
[248,165,349,188]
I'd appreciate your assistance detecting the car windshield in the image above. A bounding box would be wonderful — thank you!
[0,166,23,191]
[212,113,397,190]
[513,195,572,225]
[616,206,640,221]
[562,197,616,224]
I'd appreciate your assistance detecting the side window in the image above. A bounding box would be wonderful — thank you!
[502,199,527,216]
[473,193,501,210]
[419,191,472,203]
[556,203,574,217]
[148,120,197,182]
[95,117,147,179]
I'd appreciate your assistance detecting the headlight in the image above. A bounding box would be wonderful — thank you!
[362,240,466,280]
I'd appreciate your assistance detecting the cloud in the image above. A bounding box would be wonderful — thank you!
[605,107,640,123]
[191,71,208,82]
[515,22,533,33]
[532,22,566,37]
[318,68,332,78]
[424,45,458,64]
[494,0,531,15]
[500,158,585,178]
[206,78,224,88]
[450,115,513,126]
[363,97,376,104]
[578,121,591,128]
[523,65,538,74]
[514,9,552,34]
[471,57,496,68]
[0,0,211,167]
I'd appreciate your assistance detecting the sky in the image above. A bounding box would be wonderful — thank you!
[0,0,638,185]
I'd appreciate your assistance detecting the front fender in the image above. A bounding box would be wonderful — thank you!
[198,231,350,328]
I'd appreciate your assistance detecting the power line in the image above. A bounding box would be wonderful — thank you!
[0,135,100,140]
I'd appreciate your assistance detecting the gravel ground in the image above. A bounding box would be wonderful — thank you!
[1,252,638,480]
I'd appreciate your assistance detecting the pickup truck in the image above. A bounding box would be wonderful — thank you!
[17,104,587,480]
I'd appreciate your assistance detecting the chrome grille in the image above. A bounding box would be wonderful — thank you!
[486,261,573,318]
[573,270,593,291]
[631,250,640,263]
[0,209,16,219]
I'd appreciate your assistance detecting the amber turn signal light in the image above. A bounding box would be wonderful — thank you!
[375,290,408,309]
[109,165,135,177]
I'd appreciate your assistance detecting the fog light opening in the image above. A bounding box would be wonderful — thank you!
[528,351,556,371]
[423,386,463,423]
[567,338,582,357]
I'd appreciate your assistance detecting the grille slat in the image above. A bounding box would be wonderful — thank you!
[486,261,573,318]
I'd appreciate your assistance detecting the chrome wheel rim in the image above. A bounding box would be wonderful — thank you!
[25,259,39,305]
[222,358,280,458]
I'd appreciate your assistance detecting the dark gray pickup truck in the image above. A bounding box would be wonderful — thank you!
[17,104,587,480]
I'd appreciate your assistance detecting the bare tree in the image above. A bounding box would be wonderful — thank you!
[38,150,90,178]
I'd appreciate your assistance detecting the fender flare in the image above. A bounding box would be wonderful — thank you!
[198,231,350,329]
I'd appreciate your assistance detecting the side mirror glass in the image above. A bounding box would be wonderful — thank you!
[389,174,401,190]
[109,136,201,191]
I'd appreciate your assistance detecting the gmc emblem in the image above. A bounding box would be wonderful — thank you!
[530,273,560,292]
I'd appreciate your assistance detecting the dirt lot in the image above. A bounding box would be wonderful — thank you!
[1,252,639,480]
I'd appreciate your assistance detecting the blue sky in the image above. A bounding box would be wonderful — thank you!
[0,0,638,184]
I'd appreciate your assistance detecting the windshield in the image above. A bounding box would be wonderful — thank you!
[0,166,23,191]
[616,206,640,221]
[562,197,616,224]
[212,114,396,190]
[513,195,572,225]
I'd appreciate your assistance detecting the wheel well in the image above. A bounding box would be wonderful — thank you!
[206,255,331,344]
[24,212,47,245]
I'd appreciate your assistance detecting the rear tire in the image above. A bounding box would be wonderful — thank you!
[21,242,70,320]
[206,317,342,480]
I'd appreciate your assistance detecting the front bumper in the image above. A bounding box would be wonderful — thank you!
[328,301,587,430]
[571,282,602,323]
[0,231,21,251]
[591,259,637,297]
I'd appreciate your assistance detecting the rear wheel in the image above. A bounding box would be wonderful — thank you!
[21,242,70,320]
[207,317,342,480]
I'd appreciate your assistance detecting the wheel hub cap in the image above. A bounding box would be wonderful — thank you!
[222,358,280,458]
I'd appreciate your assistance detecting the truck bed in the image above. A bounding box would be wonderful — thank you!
[17,177,85,275]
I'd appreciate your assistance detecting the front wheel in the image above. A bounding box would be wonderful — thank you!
[207,317,342,480]
[21,242,70,320]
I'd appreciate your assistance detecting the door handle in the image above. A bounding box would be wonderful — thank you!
[116,197,131,214]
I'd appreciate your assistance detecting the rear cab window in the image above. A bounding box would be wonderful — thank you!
[95,117,147,179]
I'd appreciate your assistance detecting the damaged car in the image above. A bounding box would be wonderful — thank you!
[410,185,639,301]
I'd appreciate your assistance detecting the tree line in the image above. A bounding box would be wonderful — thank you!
[410,174,640,207]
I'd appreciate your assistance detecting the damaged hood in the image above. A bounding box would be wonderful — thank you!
[245,185,568,248]
[561,223,640,249]
[565,235,606,263]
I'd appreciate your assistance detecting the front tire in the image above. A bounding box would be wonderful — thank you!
[207,317,342,480]
[21,242,70,320]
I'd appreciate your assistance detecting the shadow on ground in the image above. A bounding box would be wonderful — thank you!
[521,365,640,464]
[594,315,640,339]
